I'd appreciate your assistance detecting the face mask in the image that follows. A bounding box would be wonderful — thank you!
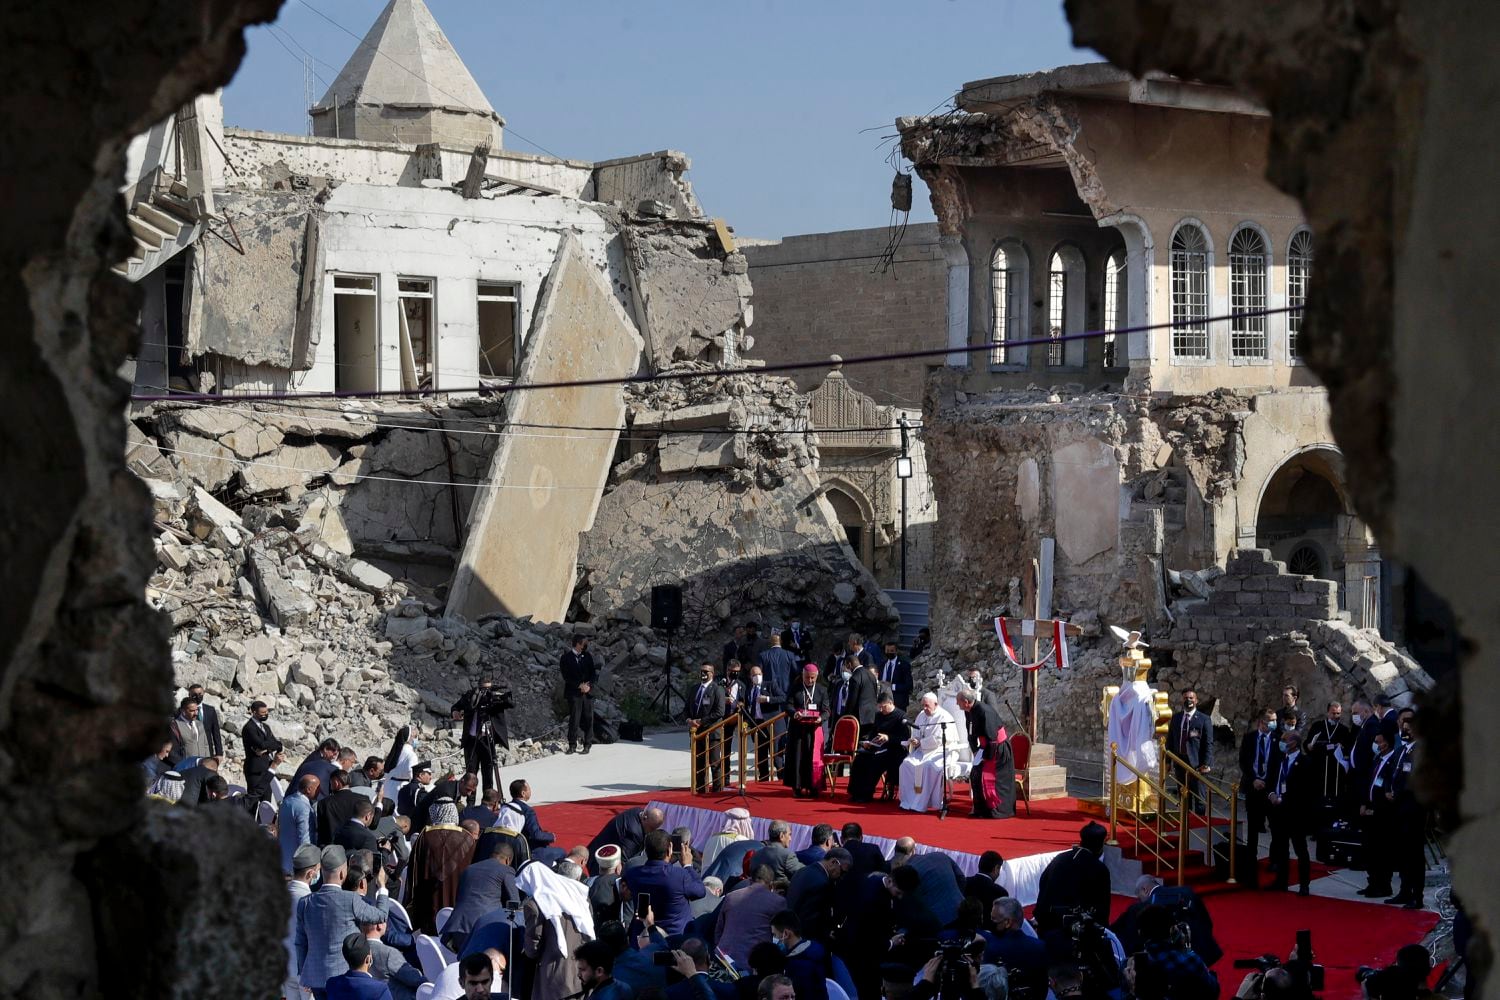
[841,670,851,681]
[1351,714,1362,726]
[774,938,788,953]
[751,677,762,686]
[1278,741,1289,753]
[1267,721,1277,731]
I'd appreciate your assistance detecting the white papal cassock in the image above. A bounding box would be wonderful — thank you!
[899,705,959,812]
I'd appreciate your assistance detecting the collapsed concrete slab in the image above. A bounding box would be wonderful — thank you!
[446,234,644,622]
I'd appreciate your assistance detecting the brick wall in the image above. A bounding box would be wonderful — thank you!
[744,224,948,406]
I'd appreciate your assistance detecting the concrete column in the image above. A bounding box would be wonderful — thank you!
[941,234,970,368]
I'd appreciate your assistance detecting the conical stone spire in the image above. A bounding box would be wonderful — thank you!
[310,0,504,149]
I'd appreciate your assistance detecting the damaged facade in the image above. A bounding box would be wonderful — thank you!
[885,65,1407,759]
[116,0,896,770]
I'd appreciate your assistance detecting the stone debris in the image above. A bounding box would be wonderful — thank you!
[135,440,688,786]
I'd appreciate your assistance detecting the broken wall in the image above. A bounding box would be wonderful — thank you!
[224,127,595,198]
[574,367,900,669]
[447,234,643,623]
[591,151,704,220]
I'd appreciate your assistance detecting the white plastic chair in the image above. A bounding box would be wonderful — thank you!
[227,783,247,797]
[256,800,276,826]
[387,897,413,930]
[423,962,460,1000]
[826,979,851,1000]
[270,776,286,807]
[414,934,449,982]
[435,906,454,932]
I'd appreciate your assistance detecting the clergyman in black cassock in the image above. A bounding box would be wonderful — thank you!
[784,666,827,797]
[962,697,1015,819]
[848,695,909,802]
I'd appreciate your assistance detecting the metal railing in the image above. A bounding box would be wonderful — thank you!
[689,711,788,794]
[1108,741,1189,884]
[1159,746,1239,885]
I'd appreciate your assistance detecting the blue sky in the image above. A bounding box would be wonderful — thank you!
[224,0,1095,239]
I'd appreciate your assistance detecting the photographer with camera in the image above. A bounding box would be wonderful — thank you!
[1135,905,1219,1000]
[1231,931,1323,1000]
[910,937,991,1000]
[1036,823,1113,936]
[452,676,512,797]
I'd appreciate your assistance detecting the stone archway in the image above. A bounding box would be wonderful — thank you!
[1255,447,1348,580]
[824,484,875,570]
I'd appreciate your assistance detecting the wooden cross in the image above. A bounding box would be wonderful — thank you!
[1000,559,1082,741]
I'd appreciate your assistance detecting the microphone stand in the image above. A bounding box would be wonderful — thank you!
[938,716,951,821]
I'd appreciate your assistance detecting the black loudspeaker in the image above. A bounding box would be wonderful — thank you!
[650,584,683,631]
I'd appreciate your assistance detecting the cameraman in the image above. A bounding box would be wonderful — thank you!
[1136,905,1218,1000]
[452,676,511,796]
[910,945,991,1000]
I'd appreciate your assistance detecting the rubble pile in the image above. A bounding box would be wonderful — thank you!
[135,430,674,784]
[574,364,900,670]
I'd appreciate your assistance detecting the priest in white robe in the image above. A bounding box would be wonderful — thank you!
[899,693,960,812]
[1106,663,1161,812]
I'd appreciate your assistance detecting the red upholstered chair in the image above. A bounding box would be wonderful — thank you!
[823,715,860,795]
[1010,731,1033,816]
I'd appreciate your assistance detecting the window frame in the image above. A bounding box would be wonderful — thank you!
[1169,221,1212,362]
[986,240,1030,370]
[1228,224,1271,362]
[1102,248,1128,369]
[1286,228,1313,364]
[476,279,522,380]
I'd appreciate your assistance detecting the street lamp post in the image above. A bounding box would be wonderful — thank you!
[897,415,913,590]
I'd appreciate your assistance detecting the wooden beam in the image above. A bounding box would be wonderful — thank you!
[461,141,491,200]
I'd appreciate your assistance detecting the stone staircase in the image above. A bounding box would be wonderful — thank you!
[111,173,204,283]
[1025,741,1069,800]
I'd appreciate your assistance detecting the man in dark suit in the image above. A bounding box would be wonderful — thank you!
[396,761,434,828]
[723,626,746,671]
[441,841,519,952]
[1166,688,1214,814]
[877,640,914,711]
[293,739,343,802]
[686,663,728,791]
[846,660,879,728]
[839,823,888,877]
[623,829,707,936]
[1239,707,1277,841]
[1387,709,1425,908]
[786,848,852,944]
[178,756,221,805]
[1266,729,1318,894]
[325,933,393,1000]
[1034,822,1112,931]
[737,622,766,668]
[240,700,283,804]
[1358,727,1400,899]
[964,850,1009,927]
[450,677,508,795]
[587,806,665,875]
[185,684,224,758]
[319,770,365,845]
[961,666,1004,718]
[781,619,814,659]
[757,634,800,752]
[741,662,775,781]
[335,799,382,855]
[796,824,837,867]
[561,636,598,755]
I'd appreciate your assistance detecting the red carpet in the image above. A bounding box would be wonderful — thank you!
[536,784,1437,1000]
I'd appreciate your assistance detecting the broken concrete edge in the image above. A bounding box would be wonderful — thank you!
[445,232,645,623]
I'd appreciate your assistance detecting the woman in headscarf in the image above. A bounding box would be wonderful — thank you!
[898,692,959,812]
[520,859,595,1000]
[701,806,756,870]
[406,797,474,932]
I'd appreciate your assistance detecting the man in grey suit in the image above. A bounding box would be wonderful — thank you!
[749,819,804,880]
[286,844,322,1000]
[357,915,426,1000]
[295,846,392,999]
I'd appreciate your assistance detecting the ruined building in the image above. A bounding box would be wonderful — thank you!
[846,65,1426,756]
[111,0,897,795]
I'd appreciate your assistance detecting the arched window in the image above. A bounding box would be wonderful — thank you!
[989,243,1027,366]
[1287,230,1313,359]
[1170,224,1209,358]
[1229,227,1268,358]
[1103,249,1127,368]
[1047,252,1067,365]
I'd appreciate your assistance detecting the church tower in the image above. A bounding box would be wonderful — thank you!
[310,0,505,149]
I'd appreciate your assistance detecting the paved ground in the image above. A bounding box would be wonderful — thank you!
[514,728,692,806]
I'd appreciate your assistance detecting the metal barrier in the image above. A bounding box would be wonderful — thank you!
[1159,746,1240,885]
[689,714,742,794]
[689,711,789,794]
[1108,741,1189,884]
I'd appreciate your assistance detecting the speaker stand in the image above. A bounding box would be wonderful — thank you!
[647,628,679,723]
